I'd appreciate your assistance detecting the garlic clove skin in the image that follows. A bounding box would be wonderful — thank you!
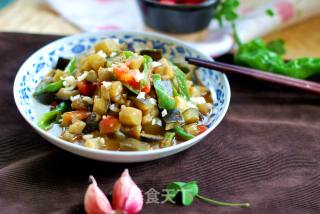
[84,176,114,214]
[112,169,143,214]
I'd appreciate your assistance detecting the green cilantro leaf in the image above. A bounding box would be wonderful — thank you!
[213,0,240,26]
[165,181,250,208]
[266,9,275,17]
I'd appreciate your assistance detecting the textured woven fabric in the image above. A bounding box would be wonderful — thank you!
[0,32,319,214]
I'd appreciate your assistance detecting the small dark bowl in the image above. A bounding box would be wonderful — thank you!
[138,0,219,34]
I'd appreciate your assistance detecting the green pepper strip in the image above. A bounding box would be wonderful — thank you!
[171,80,179,96]
[65,57,77,75]
[170,62,190,100]
[174,126,194,140]
[152,74,175,110]
[140,55,153,89]
[33,80,64,96]
[123,83,139,95]
[123,51,134,59]
[160,132,175,148]
[37,102,69,130]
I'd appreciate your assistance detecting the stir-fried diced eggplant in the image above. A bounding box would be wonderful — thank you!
[182,108,200,124]
[139,49,162,61]
[121,125,142,138]
[163,109,184,124]
[160,132,175,148]
[163,109,184,130]
[55,57,71,70]
[183,123,198,136]
[172,60,196,74]
[35,39,214,151]
[129,96,156,112]
[119,138,151,151]
[35,93,56,105]
[83,113,101,133]
[140,133,163,142]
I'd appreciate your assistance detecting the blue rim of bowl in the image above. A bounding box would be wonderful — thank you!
[13,31,230,157]
[141,0,219,10]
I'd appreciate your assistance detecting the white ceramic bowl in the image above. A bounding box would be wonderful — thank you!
[14,31,230,162]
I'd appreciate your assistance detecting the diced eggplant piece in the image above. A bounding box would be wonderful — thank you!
[119,138,151,151]
[163,109,184,123]
[121,125,142,138]
[160,132,175,148]
[182,108,200,124]
[163,109,184,130]
[55,57,70,70]
[142,123,164,135]
[129,96,156,112]
[140,133,163,143]
[183,123,198,136]
[165,122,180,131]
[83,113,101,134]
[139,49,162,61]
[153,58,174,80]
[197,103,212,115]
[113,130,126,140]
[172,60,196,74]
[56,88,78,101]
[34,93,56,105]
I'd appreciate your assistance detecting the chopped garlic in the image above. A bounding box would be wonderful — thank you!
[137,92,146,100]
[152,61,162,68]
[110,52,117,57]
[186,101,197,109]
[84,137,105,149]
[97,50,107,58]
[70,94,81,102]
[63,76,77,89]
[82,96,93,105]
[134,71,144,82]
[190,97,206,105]
[77,71,88,81]
[102,81,112,89]
[83,134,93,140]
[152,118,162,126]
[110,104,120,112]
[161,109,168,117]
[149,98,157,105]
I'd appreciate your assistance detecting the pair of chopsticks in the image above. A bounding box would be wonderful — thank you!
[185,57,320,95]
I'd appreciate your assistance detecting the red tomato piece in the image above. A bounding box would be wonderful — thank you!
[114,64,141,90]
[197,125,208,135]
[99,116,121,134]
[77,80,96,96]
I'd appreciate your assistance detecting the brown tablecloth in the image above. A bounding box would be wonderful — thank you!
[0,32,319,214]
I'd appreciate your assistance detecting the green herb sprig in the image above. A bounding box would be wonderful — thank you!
[165,181,250,208]
[213,0,240,27]
[213,0,241,45]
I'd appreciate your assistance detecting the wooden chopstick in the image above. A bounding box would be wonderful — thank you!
[185,57,320,95]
